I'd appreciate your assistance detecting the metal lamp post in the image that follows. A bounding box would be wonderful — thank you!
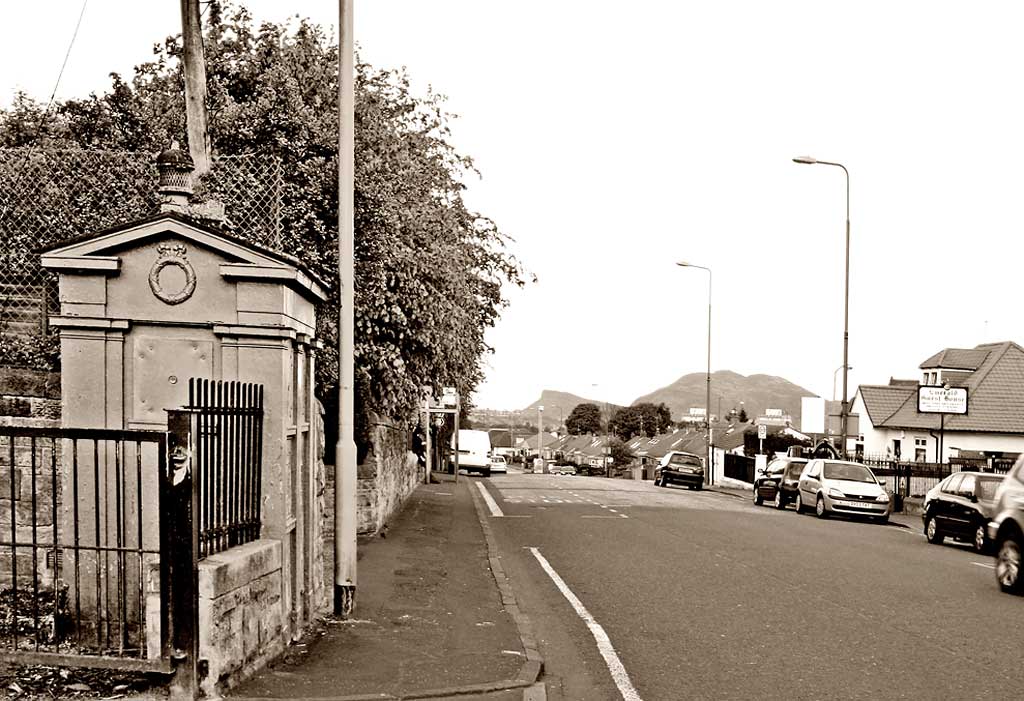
[832,365,852,401]
[538,405,547,474]
[793,156,851,458]
[677,262,712,484]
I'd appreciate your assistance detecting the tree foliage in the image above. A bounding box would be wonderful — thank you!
[608,437,634,471]
[565,403,602,435]
[0,1,526,444]
[609,402,673,440]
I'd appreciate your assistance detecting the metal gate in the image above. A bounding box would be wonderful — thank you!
[0,379,264,698]
[0,426,175,672]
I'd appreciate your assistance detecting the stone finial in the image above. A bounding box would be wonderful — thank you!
[156,141,194,210]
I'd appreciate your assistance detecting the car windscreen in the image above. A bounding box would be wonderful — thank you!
[669,454,702,467]
[821,462,876,483]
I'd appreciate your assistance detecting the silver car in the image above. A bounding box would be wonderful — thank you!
[795,459,891,523]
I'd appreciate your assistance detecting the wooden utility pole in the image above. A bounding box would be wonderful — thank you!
[180,0,211,176]
[335,0,358,618]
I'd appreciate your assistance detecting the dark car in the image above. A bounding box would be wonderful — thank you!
[922,471,1003,553]
[654,451,705,490]
[753,457,808,509]
[988,456,1024,594]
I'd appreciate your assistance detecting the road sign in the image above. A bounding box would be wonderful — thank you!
[917,386,968,414]
[440,386,458,407]
[757,424,767,440]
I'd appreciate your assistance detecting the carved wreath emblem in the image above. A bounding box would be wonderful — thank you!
[149,243,197,305]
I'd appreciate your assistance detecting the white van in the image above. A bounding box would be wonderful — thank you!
[451,429,493,476]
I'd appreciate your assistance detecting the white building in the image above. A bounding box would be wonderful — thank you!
[852,341,1024,466]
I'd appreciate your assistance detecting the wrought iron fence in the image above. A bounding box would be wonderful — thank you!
[187,379,264,559]
[0,426,171,671]
[0,148,282,370]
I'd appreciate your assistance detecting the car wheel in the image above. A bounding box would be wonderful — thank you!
[875,514,889,525]
[774,491,786,510]
[996,532,1024,594]
[694,481,703,491]
[815,495,828,519]
[794,492,803,513]
[973,524,988,554]
[753,489,763,506]
[925,516,944,544]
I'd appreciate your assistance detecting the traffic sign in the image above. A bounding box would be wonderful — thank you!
[757,424,767,440]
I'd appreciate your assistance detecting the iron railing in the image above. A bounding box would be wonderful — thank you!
[187,379,264,559]
[0,426,171,671]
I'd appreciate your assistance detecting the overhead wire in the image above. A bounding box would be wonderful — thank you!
[0,0,91,226]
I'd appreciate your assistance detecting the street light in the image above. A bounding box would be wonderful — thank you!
[538,405,547,474]
[676,261,712,484]
[832,364,852,401]
[793,156,851,457]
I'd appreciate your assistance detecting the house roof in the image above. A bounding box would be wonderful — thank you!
[521,433,561,450]
[714,423,751,452]
[919,347,991,371]
[860,341,1024,434]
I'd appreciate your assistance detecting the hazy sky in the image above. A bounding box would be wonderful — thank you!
[4,1,1023,412]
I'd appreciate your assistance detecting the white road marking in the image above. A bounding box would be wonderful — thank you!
[972,562,996,569]
[530,548,642,701]
[476,482,504,517]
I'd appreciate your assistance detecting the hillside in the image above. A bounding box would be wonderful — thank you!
[631,370,818,424]
[521,389,616,423]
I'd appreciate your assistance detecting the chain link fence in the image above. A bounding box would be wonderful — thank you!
[0,148,282,370]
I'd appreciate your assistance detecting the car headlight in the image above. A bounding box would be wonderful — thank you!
[827,487,844,498]
[877,493,890,503]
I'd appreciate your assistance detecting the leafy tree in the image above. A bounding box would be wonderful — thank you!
[566,403,602,435]
[609,402,673,440]
[608,437,634,472]
[743,429,810,458]
[0,1,526,454]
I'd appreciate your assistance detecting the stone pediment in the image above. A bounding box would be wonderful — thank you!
[41,211,326,303]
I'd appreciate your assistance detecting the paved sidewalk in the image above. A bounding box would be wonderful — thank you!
[229,476,543,701]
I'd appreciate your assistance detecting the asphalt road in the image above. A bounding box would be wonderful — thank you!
[478,469,1024,701]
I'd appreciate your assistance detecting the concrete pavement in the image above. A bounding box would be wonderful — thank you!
[228,474,544,701]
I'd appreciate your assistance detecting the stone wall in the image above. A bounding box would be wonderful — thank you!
[197,539,286,698]
[323,413,420,538]
[0,369,61,587]
[0,368,60,426]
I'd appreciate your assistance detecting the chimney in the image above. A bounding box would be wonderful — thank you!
[156,141,194,212]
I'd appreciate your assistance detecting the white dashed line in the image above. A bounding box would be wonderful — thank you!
[530,548,642,701]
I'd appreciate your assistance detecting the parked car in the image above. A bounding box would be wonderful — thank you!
[922,472,1003,553]
[753,457,808,509]
[794,459,890,523]
[988,456,1024,594]
[654,451,705,490]
[489,454,508,474]
[550,463,577,476]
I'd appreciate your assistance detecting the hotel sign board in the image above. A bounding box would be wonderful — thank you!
[917,386,968,415]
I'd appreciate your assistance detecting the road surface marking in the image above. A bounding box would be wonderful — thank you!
[972,562,995,569]
[476,482,504,517]
[530,548,642,701]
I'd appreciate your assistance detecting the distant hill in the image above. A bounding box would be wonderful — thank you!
[631,370,818,424]
[521,390,617,424]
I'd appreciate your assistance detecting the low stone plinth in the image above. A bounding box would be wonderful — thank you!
[197,538,284,698]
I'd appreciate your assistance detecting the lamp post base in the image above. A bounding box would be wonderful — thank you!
[334,584,356,618]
